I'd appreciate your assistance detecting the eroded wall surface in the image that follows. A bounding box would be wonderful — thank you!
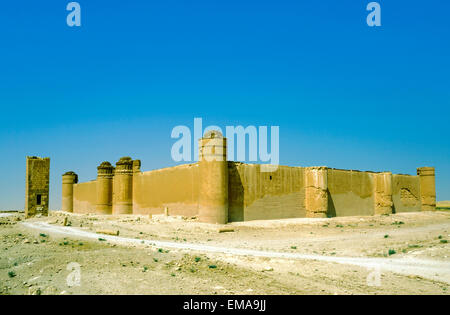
[229,163,306,221]
[25,157,50,217]
[69,161,426,221]
[327,169,375,217]
[392,174,421,213]
[73,180,97,214]
[132,164,199,216]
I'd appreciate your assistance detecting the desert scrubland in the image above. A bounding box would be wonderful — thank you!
[0,210,449,295]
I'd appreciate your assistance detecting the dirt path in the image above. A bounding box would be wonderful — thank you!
[22,221,450,285]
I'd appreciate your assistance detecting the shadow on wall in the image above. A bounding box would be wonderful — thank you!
[228,163,244,222]
[327,191,336,218]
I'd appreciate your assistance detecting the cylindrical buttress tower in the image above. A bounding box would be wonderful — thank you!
[62,171,78,212]
[198,130,228,224]
[96,162,114,214]
[374,172,393,215]
[305,167,328,218]
[132,159,141,214]
[113,157,133,215]
[417,167,436,211]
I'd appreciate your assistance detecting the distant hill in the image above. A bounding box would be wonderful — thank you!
[437,201,450,209]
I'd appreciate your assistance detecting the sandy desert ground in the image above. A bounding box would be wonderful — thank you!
[437,201,450,210]
[0,209,449,295]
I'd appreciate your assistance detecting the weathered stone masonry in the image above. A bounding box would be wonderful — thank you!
[26,156,50,218]
[62,132,437,223]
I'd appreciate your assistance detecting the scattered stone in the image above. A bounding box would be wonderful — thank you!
[28,286,42,295]
[43,286,58,295]
[63,217,68,226]
[262,266,273,272]
[218,227,234,233]
[96,229,120,236]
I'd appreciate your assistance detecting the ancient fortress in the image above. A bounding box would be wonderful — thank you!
[58,131,436,224]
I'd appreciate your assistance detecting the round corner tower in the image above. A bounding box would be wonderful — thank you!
[62,171,78,212]
[113,157,133,215]
[96,161,114,214]
[198,130,229,224]
[374,172,393,215]
[304,166,328,218]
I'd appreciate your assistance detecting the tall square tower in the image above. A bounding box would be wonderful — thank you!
[25,156,50,217]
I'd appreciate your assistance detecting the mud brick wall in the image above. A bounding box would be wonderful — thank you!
[392,174,421,213]
[73,180,97,214]
[327,169,375,217]
[65,133,432,222]
[132,163,200,216]
[228,163,306,222]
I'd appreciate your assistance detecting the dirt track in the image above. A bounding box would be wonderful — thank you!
[1,210,449,294]
[22,221,450,284]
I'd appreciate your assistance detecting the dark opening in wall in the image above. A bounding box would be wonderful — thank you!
[36,194,42,205]
[269,176,272,180]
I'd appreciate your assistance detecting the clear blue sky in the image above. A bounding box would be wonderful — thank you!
[0,0,449,209]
